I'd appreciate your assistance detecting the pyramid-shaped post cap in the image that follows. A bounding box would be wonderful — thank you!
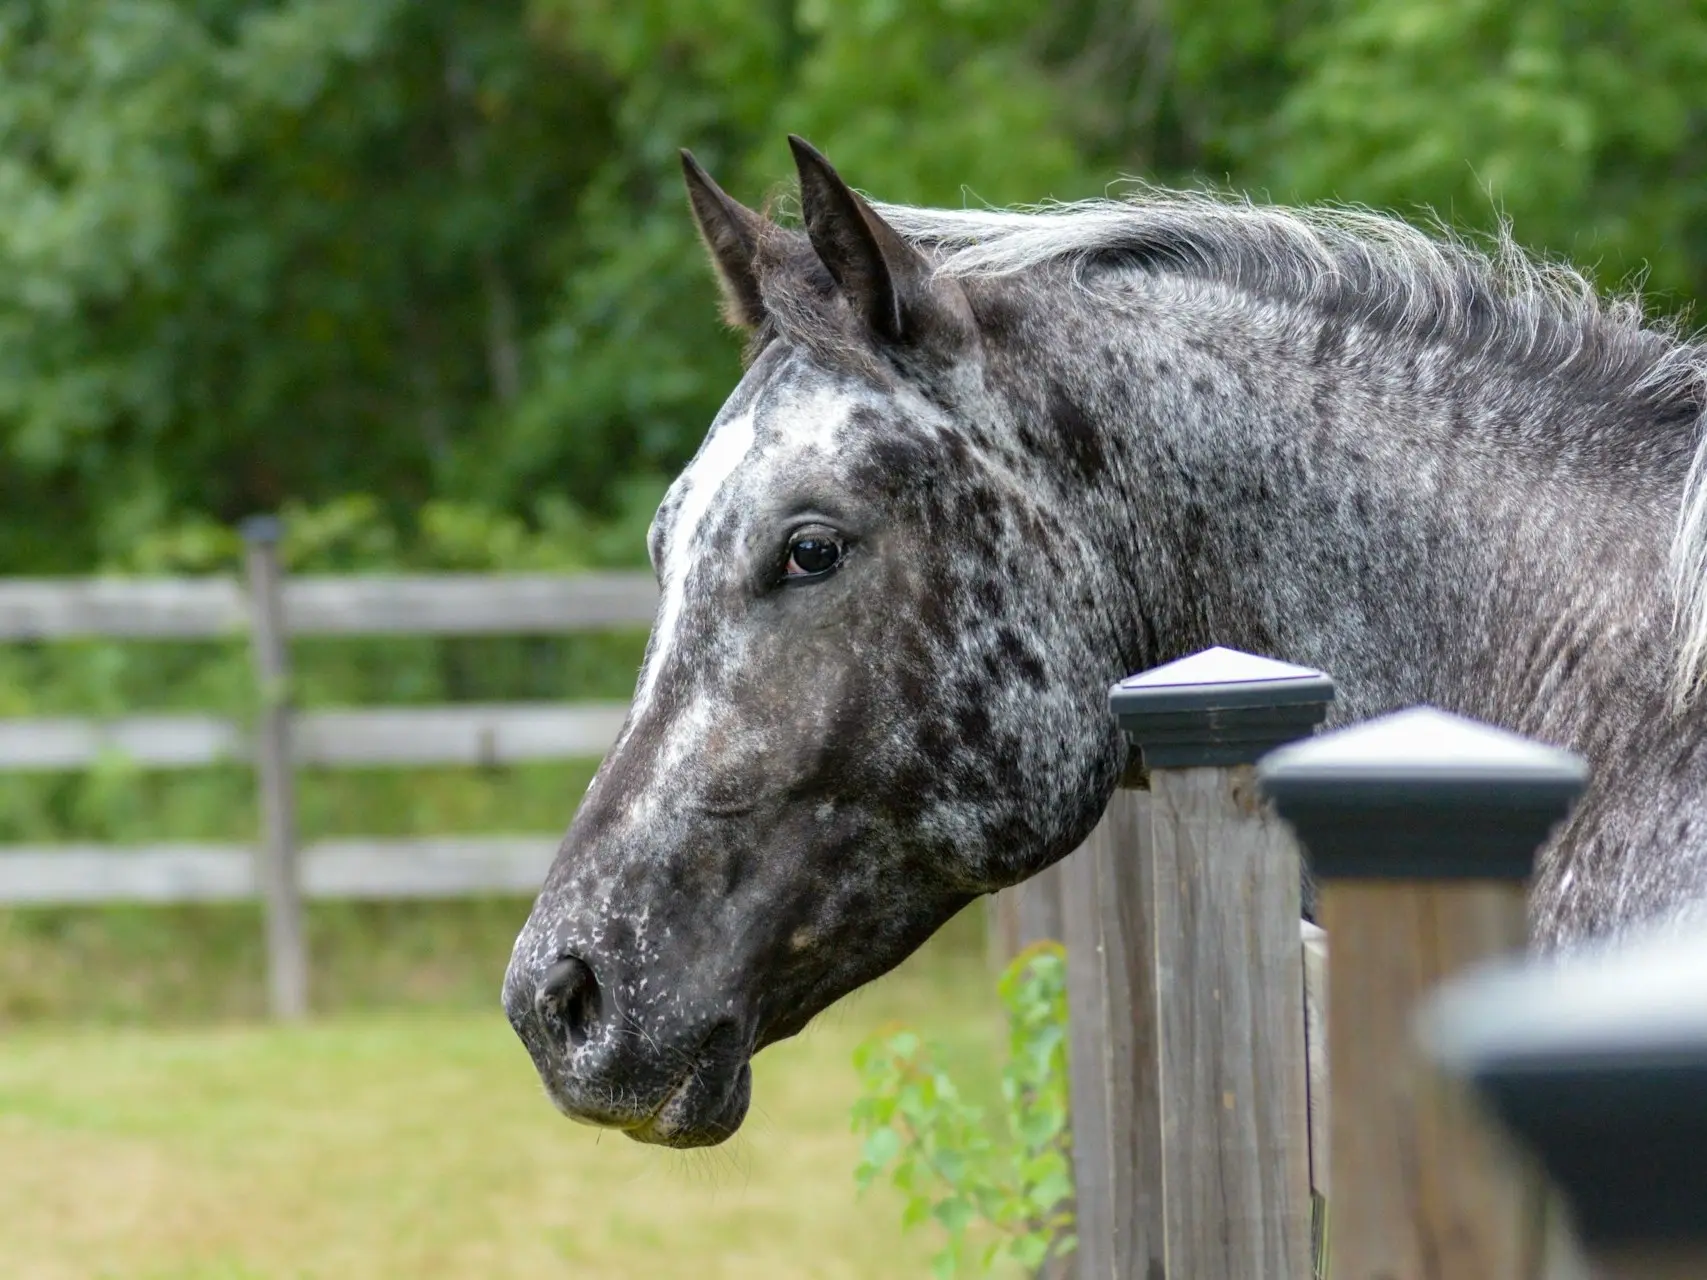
[1421,921,1707,1245]
[1109,647,1335,769]
[1257,706,1587,880]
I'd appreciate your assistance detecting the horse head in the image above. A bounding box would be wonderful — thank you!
[501,138,1132,1146]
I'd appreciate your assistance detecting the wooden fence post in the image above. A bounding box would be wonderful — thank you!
[242,516,308,1020]
[1425,921,1707,1280]
[1062,787,1151,1280]
[1108,647,1334,1279]
[1259,706,1587,1280]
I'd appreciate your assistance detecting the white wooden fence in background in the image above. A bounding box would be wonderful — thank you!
[0,519,658,1016]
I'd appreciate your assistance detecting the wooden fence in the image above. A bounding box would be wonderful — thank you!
[991,646,1703,1279]
[0,519,658,1017]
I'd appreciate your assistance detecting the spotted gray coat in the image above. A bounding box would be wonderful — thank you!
[504,136,1707,1147]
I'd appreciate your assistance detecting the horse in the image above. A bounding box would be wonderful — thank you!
[503,135,1707,1148]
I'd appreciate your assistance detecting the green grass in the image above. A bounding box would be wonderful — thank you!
[0,897,547,1025]
[0,910,1007,1279]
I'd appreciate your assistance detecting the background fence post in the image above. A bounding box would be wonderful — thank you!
[1425,921,1707,1280]
[1109,647,1333,1278]
[986,861,1068,973]
[1260,706,1587,1280]
[242,515,308,1021]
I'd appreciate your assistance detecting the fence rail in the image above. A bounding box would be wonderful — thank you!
[0,836,560,905]
[0,570,658,639]
[0,702,632,771]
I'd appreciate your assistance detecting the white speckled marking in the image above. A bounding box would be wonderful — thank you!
[630,403,759,722]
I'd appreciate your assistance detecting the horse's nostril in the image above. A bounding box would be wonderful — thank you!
[536,955,602,1050]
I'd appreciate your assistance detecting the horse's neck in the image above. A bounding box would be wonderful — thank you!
[1047,282,1687,740]
[1004,274,1707,942]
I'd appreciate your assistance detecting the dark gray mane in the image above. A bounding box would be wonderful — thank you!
[755,186,1707,704]
[881,189,1701,400]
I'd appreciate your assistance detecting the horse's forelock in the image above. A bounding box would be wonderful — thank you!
[745,221,894,376]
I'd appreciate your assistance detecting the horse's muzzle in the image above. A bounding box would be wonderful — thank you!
[502,950,754,1148]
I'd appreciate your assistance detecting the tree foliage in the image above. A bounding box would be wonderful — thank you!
[1269,0,1707,304]
[0,0,1703,573]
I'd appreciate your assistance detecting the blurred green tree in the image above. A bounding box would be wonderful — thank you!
[0,0,612,569]
[1268,0,1707,305]
[465,0,1106,520]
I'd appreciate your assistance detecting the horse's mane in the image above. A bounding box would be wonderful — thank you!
[857,187,1707,709]
[875,187,1695,381]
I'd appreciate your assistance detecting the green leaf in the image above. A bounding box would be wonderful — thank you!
[886,1030,922,1058]
[860,1126,902,1172]
[932,1196,975,1235]
[1010,1233,1050,1269]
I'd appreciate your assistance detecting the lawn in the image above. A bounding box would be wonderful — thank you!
[0,915,1005,1280]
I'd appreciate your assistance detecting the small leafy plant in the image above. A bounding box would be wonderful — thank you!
[851,942,1075,1278]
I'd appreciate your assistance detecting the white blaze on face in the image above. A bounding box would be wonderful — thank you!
[628,365,880,746]
[630,403,760,721]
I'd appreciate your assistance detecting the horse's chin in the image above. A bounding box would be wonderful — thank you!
[623,1059,753,1149]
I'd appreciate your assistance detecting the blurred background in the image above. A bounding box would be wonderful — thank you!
[0,0,1703,1276]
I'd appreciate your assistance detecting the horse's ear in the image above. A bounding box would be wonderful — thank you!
[787,135,961,348]
[681,149,768,332]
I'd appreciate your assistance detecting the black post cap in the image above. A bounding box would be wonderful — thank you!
[1108,647,1335,769]
[1256,707,1587,881]
[240,515,284,545]
[1422,923,1707,1246]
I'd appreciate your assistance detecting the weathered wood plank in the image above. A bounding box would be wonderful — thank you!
[0,702,630,771]
[280,572,658,635]
[0,714,242,769]
[1097,787,1158,1280]
[0,577,244,639]
[1301,920,1329,1204]
[1149,765,1311,1280]
[0,843,260,903]
[0,836,560,905]
[1302,919,1330,1280]
[300,836,561,897]
[0,572,658,640]
[294,703,629,766]
[1320,881,1545,1279]
[1055,788,1157,1280]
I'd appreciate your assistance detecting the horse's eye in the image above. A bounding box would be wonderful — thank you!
[784,531,845,579]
